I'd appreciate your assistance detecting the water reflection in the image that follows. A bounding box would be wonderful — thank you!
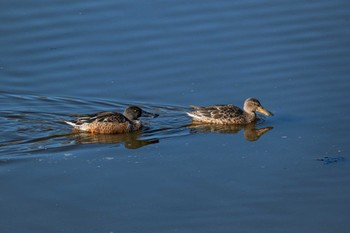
[67,131,159,149]
[187,122,273,141]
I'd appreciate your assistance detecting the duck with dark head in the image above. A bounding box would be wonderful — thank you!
[65,106,158,134]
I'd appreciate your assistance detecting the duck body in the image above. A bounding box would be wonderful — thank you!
[65,106,156,134]
[187,105,255,124]
[187,98,273,125]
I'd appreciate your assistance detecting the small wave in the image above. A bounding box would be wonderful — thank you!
[0,92,275,160]
[0,93,192,159]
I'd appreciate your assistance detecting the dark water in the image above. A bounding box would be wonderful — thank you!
[1,1,350,232]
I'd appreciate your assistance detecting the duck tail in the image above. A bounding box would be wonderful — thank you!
[64,121,77,127]
[186,111,201,120]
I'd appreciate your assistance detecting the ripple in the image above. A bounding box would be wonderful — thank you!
[0,92,276,159]
[0,93,191,158]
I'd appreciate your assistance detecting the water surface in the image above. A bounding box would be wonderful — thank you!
[1,1,350,233]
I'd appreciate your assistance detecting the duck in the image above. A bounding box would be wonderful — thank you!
[186,98,273,124]
[65,106,158,134]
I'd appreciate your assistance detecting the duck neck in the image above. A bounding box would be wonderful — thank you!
[128,120,142,131]
[243,111,256,123]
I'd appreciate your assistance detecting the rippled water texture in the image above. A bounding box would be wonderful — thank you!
[1,1,350,233]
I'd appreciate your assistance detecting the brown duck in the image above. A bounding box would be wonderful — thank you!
[187,98,273,124]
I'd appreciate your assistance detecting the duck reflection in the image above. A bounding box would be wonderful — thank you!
[67,131,159,149]
[187,121,273,141]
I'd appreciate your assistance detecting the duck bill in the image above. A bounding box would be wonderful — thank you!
[142,110,159,118]
[257,106,274,116]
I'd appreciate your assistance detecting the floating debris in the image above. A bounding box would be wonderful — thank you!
[316,156,345,165]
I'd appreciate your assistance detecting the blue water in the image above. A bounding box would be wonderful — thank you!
[1,1,350,232]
